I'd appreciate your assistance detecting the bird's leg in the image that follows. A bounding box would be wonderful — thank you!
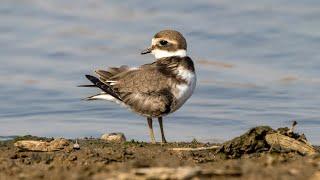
[147,117,156,144]
[158,117,167,144]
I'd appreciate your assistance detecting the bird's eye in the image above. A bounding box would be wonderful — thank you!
[159,40,168,46]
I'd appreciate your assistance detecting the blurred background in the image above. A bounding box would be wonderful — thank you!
[0,0,319,143]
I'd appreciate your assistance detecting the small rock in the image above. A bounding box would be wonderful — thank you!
[101,133,126,143]
[288,168,299,175]
[14,138,69,152]
[73,140,80,150]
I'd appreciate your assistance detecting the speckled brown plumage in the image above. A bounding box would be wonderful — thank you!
[94,56,194,117]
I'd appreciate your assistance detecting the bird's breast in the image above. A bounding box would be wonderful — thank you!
[171,67,196,112]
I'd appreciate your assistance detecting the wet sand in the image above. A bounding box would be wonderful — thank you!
[0,132,319,180]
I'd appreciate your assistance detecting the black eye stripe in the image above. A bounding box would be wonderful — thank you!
[159,40,168,46]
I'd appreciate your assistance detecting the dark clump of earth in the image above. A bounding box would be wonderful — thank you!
[217,126,274,158]
[217,124,313,159]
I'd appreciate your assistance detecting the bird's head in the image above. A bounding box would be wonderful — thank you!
[141,30,187,59]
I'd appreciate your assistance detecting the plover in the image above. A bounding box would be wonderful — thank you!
[79,30,196,143]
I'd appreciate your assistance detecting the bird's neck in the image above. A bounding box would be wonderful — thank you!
[152,49,187,59]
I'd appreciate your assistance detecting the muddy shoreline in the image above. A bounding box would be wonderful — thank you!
[1,127,320,180]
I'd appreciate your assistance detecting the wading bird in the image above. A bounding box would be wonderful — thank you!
[80,30,196,143]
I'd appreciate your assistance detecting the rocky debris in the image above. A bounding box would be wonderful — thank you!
[101,133,126,143]
[266,133,317,155]
[275,121,309,143]
[216,124,318,158]
[14,138,70,152]
[1,132,320,180]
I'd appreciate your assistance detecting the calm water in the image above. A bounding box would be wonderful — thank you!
[1,0,320,143]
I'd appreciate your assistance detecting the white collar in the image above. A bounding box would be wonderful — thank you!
[152,49,187,59]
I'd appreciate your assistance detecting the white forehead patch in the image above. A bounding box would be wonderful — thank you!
[152,49,187,59]
[152,38,157,46]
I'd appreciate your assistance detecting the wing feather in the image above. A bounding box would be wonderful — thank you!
[82,57,189,117]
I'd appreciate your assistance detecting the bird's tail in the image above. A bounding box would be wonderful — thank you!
[81,93,104,101]
[81,75,122,101]
[77,84,96,87]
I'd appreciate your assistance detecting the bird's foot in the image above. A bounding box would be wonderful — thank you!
[161,138,167,144]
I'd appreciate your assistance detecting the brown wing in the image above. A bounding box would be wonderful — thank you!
[95,65,130,82]
[92,57,190,117]
[95,58,181,94]
[113,66,177,117]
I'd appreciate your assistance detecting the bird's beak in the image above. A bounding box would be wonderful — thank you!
[141,47,152,55]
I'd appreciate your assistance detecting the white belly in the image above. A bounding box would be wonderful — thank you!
[171,68,196,112]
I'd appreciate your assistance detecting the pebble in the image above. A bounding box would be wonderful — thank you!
[288,168,299,176]
[73,140,80,150]
[101,133,126,143]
